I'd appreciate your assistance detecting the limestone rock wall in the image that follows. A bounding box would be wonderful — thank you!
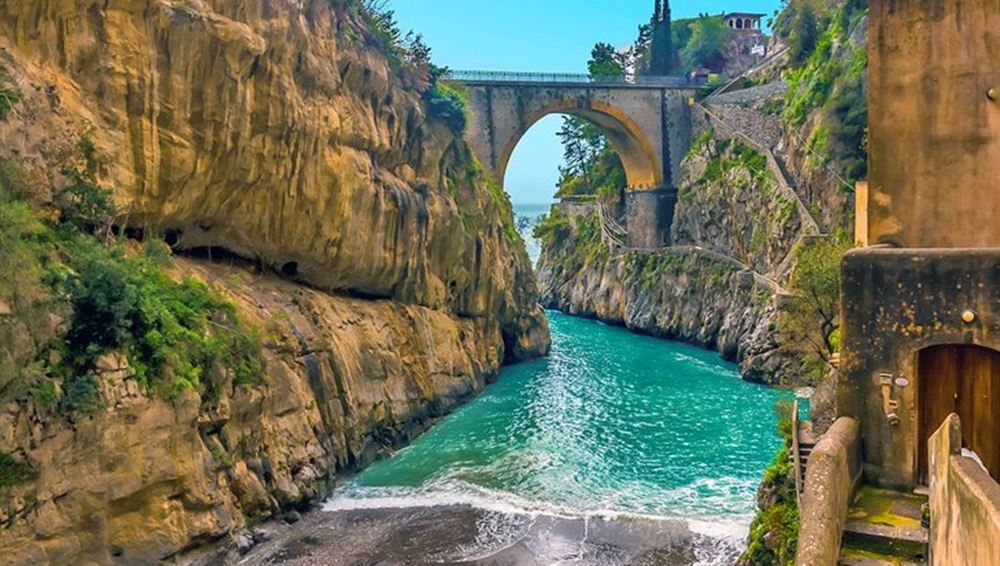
[0,0,550,562]
[0,0,547,349]
[672,136,801,277]
[0,259,510,565]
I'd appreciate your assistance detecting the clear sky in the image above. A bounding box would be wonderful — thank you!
[389,0,779,204]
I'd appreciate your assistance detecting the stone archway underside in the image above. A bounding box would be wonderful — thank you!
[457,82,696,194]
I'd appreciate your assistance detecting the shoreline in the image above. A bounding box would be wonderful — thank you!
[228,503,743,566]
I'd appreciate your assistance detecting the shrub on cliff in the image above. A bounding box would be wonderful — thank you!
[778,0,869,183]
[0,65,21,121]
[0,153,266,412]
[739,399,799,566]
[50,238,266,404]
[779,234,851,381]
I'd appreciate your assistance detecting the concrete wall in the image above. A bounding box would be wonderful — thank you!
[461,83,694,191]
[868,0,1000,247]
[839,248,1000,489]
[625,188,677,249]
[796,417,863,566]
[929,414,1000,566]
[553,198,598,225]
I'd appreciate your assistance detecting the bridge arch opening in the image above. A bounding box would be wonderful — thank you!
[497,98,662,193]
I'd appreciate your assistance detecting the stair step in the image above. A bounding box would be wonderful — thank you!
[839,546,926,566]
[842,520,928,563]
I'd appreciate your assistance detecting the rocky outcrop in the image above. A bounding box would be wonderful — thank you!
[0,0,549,563]
[673,135,801,277]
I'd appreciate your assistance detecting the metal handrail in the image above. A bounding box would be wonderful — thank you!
[442,69,692,88]
[792,399,803,508]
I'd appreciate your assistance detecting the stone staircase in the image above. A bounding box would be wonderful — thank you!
[838,486,929,566]
[794,420,815,487]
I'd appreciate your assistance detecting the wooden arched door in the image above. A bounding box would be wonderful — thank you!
[918,345,1000,485]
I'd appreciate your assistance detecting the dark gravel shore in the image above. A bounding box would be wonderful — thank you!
[215,504,736,566]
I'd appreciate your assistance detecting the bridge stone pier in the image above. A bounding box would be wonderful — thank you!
[445,71,697,249]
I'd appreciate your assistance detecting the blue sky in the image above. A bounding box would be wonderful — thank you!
[390,0,779,204]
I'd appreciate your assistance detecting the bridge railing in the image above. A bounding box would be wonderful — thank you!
[441,69,692,88]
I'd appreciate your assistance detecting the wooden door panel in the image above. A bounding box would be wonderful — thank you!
[919,346,960,485]
[919,345,1000,485]
[958,347,1000,479]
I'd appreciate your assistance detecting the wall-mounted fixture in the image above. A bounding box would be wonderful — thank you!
[989,88,998,102]
[880,373,900,426]
[962,310,978,324]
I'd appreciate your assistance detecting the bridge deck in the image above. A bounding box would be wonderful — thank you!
[442,70,697,90]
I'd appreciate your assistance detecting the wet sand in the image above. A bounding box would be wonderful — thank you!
[233,505,738,566]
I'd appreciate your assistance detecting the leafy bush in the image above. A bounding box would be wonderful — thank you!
[50,237,267,400]
[680,15,732,72]
[0,66,21,121]
[0,147,266,412]
[779,233,852,380]
[59,136,116,233]
[740,400,799,566]
[780,0,869,182]
[533,209,572,249]
[0,452,32,488]
[424,79,467,133]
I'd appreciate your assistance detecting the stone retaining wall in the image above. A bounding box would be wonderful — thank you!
[796,417,862,566]
[929,414,1000,566]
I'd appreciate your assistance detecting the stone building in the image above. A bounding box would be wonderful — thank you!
[723,12,764,33]
[796,1,1000,564]
[833,0,1000,563]
[843,0,1000,493]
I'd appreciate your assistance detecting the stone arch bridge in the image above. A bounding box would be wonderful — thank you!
[443,70,698,248]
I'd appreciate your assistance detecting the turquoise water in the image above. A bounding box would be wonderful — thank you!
[324,204,787,564]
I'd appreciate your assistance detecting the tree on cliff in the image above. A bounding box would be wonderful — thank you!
[555,44,627,199]
[780,235,852,375]
[587,42,626,80]
[679,15,731,72]
[648,0,674,75]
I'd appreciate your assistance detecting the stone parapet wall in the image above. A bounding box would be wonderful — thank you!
[929,414,1000,566]
[701,83,787,150]
[796,417,863,566]
[553,199,598,226]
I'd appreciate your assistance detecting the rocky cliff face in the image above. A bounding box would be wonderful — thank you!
[0,0,547,346]
[0,0,549,563]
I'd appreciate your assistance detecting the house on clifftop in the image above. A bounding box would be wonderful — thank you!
[723,12,765,33]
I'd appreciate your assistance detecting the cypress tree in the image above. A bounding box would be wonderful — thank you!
[649,0,674,75]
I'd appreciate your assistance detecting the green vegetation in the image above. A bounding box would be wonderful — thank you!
[778,0,869,181]
[534,209,608,272]
[555,117,626,200]
[779,233,852,380]
[349,1,468,132]
[424,71,468,133]
[0,452,32,489]
[0,142,266,414]
[0,65,21,121]
[677,15,732,73]
[697,138,771,188]
[741,400,799,566]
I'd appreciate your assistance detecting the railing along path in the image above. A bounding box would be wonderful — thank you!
[442,70,693,88]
